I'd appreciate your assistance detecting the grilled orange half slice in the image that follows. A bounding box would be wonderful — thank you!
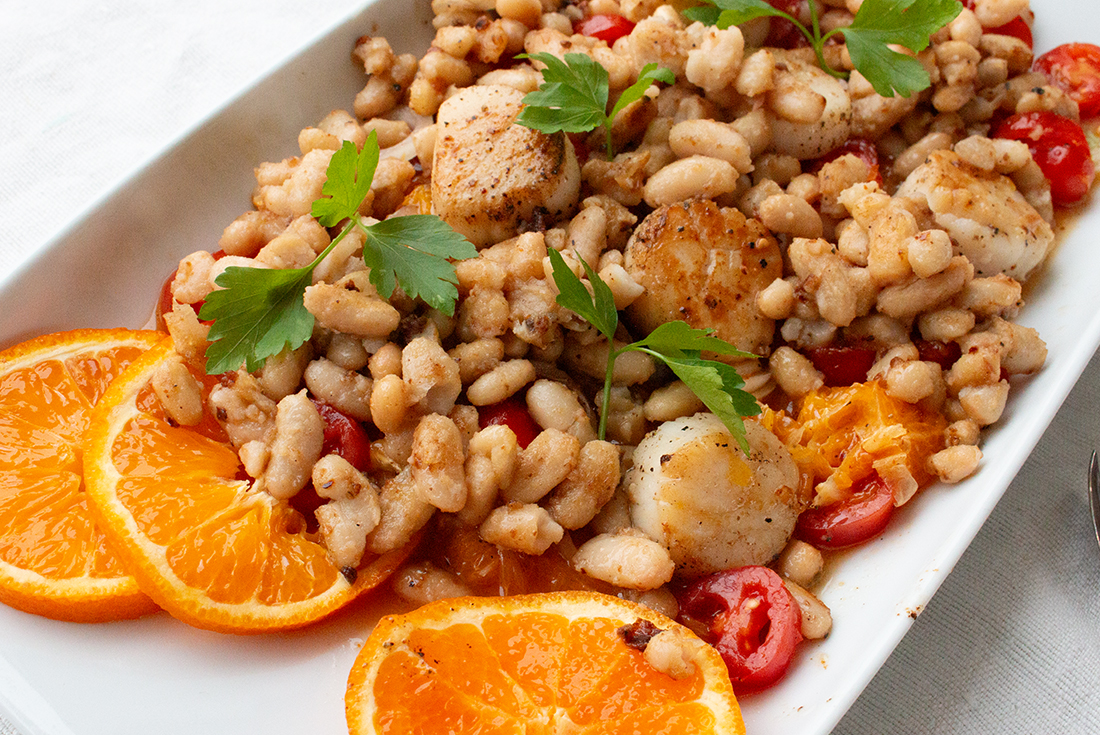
[0,328,163,622]
[84,339,413,634]
[347,591,745,734]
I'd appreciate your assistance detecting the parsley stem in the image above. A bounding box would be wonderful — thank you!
[808,0,822,42]
[599,345,627,441]
[304,218,356,274]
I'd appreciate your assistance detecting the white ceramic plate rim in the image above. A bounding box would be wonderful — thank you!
[1,1,1098,733]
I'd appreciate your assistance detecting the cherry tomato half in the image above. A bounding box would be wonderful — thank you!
[1035,42,1100,118]
[764,0,808,49]
[155,249,226,331]
[993,111,1095,206]
[573,14,635,44]
[986,16,1032,47]
[155,269,178,332]
[567,132,592,166]
[960,0,1032,47]
[795,472,894,549]
[915,339,962,370]
[807,345,877,387]
[313,400,372,472]
[677,566,803,694]
[478,395,540,448]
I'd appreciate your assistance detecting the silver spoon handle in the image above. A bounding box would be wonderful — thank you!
[1089,451,1100,551]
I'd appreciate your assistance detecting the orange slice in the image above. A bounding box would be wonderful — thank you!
[83,339,413,634]
[0,328,163,622]
[347,591,745,735]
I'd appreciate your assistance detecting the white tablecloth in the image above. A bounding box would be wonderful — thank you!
[2,2,1099,733]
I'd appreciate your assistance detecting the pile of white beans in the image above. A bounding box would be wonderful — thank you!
[155,0,1064,646]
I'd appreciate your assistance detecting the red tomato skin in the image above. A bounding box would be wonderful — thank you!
[807,346,877,387]
[915,339,962,370]
[764,0,808,49]
[313,401,372,472]
[567,132,592,166]
[573,14,635,44]
[155,269,177,332]
[795,473,894,549]
[677,566,803,694]
[959,0,1032,47]
[1035,43,1100,118]
[811,138,882,185]
[985,16,1032,47]
[478,396,540,449]
[993,111,1095,206]
[155,249,226,331]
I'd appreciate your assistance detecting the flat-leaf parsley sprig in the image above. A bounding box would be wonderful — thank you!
[200,132,477,375]
[547,248,761,453]
[515,52,675,160]
[684,0,962,98]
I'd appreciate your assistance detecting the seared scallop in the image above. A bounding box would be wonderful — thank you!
[623,199,782,356]
[626,413,803,579]
[432,84,581,248]
[896,149,1054,281]
[769,53,852,160]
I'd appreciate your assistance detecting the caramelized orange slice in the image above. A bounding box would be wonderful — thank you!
[764,380,947,505]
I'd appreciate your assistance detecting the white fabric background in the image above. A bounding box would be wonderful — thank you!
[2,1,1099,733]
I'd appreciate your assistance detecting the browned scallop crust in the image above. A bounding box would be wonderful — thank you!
[623,199,783,356]
[432,85,580,247]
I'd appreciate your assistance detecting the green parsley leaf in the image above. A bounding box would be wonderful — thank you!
[201,131,474,374]
[680,4,723,26]
[311,136,378,226]
[516,52,609,134]
[200,265,315,374]
[844,0,962,97]
[516,52,672,159]
[360,214,478,316]
[683,0,797,30]
[688,0,961,97]
[608,63,677,124]
[547,247,618,340]
[644,352,759,454]
[631,320,757,361]
[547,247,759,450]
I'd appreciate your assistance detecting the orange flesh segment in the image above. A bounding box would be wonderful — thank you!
[0,335,159,591]
[0,414,79,474]
[482,611,567,707]
[374,652,526,735]
[0,475,89,577]
[763,380,947,504]
[256,510,341,605]
[110,414,240,480]
[107,398,344,608]
[0,361,91,446]
[406,625,540,718]
[115,476,243,546]
[65,346,146,405]
[582,702,718,734]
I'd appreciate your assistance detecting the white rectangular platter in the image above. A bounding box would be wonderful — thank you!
[1,1,1099,734]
